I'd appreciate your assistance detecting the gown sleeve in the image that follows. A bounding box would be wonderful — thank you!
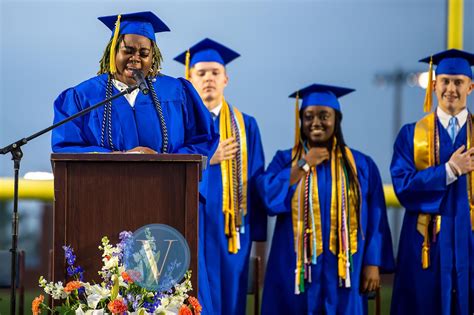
[257,150,295,216]
[51,88,111,153]
[390,124,447,214]
[245,116,267,241]
[362,156,395,272]
[173,78,219,162]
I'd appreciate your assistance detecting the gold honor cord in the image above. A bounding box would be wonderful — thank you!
[413,112,474,269]
[414,112,440,269]
[467,118,474,230]
[291,141,359,293]
[219,99,248,253]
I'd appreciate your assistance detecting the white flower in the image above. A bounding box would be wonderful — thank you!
[83,283,110,300]
[86,294,102,309]
[103,256,119,270]
[38,276,47,287]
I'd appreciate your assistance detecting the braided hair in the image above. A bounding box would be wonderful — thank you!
[97,34,169,153]
[97,35,163,77]
[295,110,362,215]
[333,111,361,215]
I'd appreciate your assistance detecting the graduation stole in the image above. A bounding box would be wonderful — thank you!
[219,98,248,254]
[413,111,474,269]
[290,141,360,294]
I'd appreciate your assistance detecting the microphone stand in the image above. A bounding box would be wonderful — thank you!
[0,84,139,315]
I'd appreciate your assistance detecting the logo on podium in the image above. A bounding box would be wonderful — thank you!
[123,224,190,292]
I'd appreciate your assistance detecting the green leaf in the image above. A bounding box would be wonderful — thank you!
[111,274,119,300]
[53,305,75,315]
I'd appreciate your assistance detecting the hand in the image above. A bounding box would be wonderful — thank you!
[210,137,239,165]
[304,147,330,167]
[126,146,157,154]
[448,145,474,175]
[360,265,380,293]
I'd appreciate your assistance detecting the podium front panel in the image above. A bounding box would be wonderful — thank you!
[51,154,201,293]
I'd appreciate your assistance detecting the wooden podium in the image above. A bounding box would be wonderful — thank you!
[51,153,203,292]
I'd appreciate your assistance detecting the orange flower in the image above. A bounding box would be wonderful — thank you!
[32,294,44,315]
[64,280,82,293]
[121,271,133,283]
[188,296,202,314]
[178,305,193,315]
[108,299,128,314]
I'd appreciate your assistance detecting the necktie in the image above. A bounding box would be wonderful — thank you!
[211,112,217,121]
[448,116,458,143]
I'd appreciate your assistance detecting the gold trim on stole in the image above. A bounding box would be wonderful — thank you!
[219,98,249,253]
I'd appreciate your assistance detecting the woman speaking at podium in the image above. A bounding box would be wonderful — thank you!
[51,11,218,157]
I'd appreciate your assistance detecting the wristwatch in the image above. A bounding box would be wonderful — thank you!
[297,158,310,173]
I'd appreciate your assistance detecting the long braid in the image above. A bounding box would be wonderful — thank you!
[334,111,361,219]
[98,34,167,152]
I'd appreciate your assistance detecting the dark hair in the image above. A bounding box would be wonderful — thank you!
[97,35,163,76]
[295,109,361,215]
[334,111,361,217]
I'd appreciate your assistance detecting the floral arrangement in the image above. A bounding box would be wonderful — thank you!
[32,231,201,315]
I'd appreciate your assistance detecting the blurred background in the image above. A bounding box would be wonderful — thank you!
[0,0,473,313]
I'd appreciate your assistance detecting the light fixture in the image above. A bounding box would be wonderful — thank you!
[24,171,54,180]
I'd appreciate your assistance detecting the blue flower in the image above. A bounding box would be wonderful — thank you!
[62,246,84,280]
[143,293,162,313]
[118,231,134,263]
[63,245,76,266]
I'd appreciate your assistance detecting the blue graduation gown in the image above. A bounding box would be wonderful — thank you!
[200,111,267,315]
[390,121,474,315]
[51,73,219,314]
[258,148,394,315]
[52,73,218,156]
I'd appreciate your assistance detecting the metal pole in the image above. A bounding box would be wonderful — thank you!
[447,0,464,49]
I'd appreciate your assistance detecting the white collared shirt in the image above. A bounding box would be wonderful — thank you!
[436,106,468,130]
[437,107,469,185]
[112,79,139,107]
[210,102,223,119]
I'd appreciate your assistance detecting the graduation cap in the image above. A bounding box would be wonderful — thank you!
[174,38,240,79]
[98,11,170,74]
[289,84,355,153]
[419,49,474,112]
[289,84,355,112]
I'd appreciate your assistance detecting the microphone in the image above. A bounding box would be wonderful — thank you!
[132,69,150,95]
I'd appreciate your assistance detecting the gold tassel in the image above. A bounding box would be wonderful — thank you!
[291,92,300,160]
[185,49,191,80]
[423,56,433,113]
[109,15,122,74]
[421,226,430,269]
[422,244,429,269]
